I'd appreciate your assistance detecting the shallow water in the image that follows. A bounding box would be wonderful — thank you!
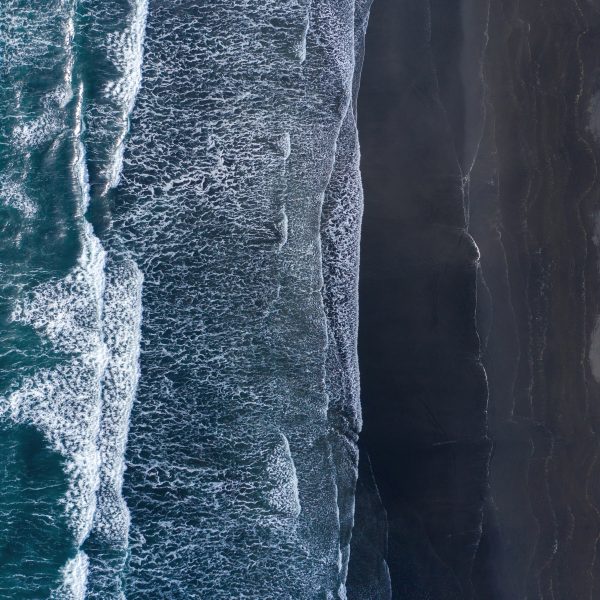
[0,1,370,597]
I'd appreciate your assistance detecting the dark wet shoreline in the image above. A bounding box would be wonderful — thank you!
[351,0,600,598]
[352,0,489,597]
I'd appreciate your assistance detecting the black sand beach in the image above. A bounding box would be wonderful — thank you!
[351,0,600,598]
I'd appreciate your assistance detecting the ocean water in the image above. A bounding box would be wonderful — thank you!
[0,1,371,598]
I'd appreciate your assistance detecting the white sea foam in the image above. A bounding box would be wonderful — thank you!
[80,0,149,194]
[2,2,75,151]
[5,247,144,556]
[4,224,108,546]
[92,259,143,545]
[65,0,371,596]
[277,207,289,250]
[319,0,374,591]
[66,7,149,594]
[103,0,148,113]
[1,36,109,559]
[103,0,148,191]
[296,13,309,63]
[11,112,64,150]
[267,434,301,517]
[0,178,36,219]
[52,551,89,600]
[278,132,292,161]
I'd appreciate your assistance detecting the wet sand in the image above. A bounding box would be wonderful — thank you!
[351,0,489,597]
[351,0,600,598]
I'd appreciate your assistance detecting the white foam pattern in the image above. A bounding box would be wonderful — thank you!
[0,4,146,595]
[106,0,370,597]
[51,551,90,600]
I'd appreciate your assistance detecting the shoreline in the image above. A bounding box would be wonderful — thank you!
[352,1,600,598]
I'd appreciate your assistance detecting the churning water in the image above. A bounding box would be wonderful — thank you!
[0,1,371,597]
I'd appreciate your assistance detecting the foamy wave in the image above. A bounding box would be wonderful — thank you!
[267,434,301,517]
[52,551,89,600]
[104,0,148,112]
[4,229,108,544]
[5,76,145,570]
[320,0,374,591]
[92,259,143,545]
[80,0,149,194]
[103,0,148,191]
[11,111,65,150]
[0,82,114,546]
[2,2,76,148]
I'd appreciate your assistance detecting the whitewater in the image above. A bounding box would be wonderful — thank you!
[0,0,372,597]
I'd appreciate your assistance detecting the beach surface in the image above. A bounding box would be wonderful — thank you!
[352,0,600,598]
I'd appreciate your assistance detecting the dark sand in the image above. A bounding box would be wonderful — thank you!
[350,0,600,598]
[350,0,489,597]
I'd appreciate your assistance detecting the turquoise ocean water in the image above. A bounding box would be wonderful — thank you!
[0,1,371,597]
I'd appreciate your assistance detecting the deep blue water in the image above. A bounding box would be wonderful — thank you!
[0,0,371,597]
